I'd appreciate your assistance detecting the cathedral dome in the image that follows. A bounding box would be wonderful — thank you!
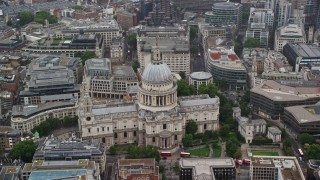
[142,63,173,83]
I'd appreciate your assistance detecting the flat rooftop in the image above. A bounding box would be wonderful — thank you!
[252,156,305,180]
[141,38,189,52]
[285,104,320,124]
[251,80,320,102]
[190,71,212,80]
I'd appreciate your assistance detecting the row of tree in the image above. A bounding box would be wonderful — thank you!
[31,116,78,137]
[11,140,37,163]
[109,145,161,162]
[17,11,58,26]
[298,133,320,159]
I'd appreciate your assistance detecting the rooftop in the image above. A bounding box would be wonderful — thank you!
[213,2,242,9]
[0,126,21,136]
[285,104,320,124]
[92,104,137,116]
[190,71,212,80]
[179,97,219,107]
[286,43,320,57]
[62,18,120,32]
[251,80,320,102]
[118,159,158,179]
[141,38,189,52]
[279,23,305,38]
[252,156,305,180]
[268,126,282,135]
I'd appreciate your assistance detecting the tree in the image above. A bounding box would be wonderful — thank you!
[127,145,160,162]
[190,26,198,41]
[109,145,118,155]
[234,38,243,57]
[34,11,57,25]
[219,124,230,138]
[128,33,137,50]
[11,140,37,163]
[244,38,260,48]
[299,133,315,145]
[179,71,186,80]
[17,11,34,26]
[182,134,193,147]
[233,150,242,159]
[62,116,78,127]
[177,80,194,96]
[159,165,165,173]
[132,61,140,73]
[81,51,97,65]
[186,120,198,135]
[283,139,292,148]
[173,162,180,175]
[198,83,218,98]
[190,46,198,54]
[305,144,320,159]
[239,88,250,116]
[6,20,12,26]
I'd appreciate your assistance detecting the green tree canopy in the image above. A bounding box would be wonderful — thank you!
[306,144,320,159]
[219,124,230,138]
[299,133,315,145]
[132,61,140,73]
[108,145,118,155]
[179,71,186,80]
[182,134,193,147]
[17,11,34,26]
[177,80,194,96]
[186,120,198,135]
[190,46,198,54]
[34,11,57,25]
[81,51,97,65]
[11,140,37,163]
[198,83,218,98]
[6,20,12,26]
[239,88,250,116]
[128,33,137,50]
[244,38,260,48]
[127,145,160,162]
[190,26,198,41]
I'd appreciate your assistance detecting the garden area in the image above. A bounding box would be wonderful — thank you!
[51,38,62,46]
[187,147,210,157]
[212,144,221,157]
[251,151,279,156]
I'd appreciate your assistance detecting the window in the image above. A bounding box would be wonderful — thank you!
[107,127,109,131]
[97,128,99,133]
[134,131,137,136]
[174,135,177,140]
[88,128,91,133]
[102,127,105,131]
[163,124,167,129]
[114,133,117,138]
[124,132,127,138]
[204,124,207,130]
[152,137,155,142]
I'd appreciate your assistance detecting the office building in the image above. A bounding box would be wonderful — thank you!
[206,48,247,90]
[180,158,236,180]
[78,48,220,148]
[137,38,190,76]
[19,55,82,105]
[250,80,320,120]
[205,2,243,29]
[143,0,174,26]
[198,23,237,46]
[189,72,213,94]
[117,159,159,180]
[249,8,275,30]
[22,34,105,58]
[0,70,18,97]
[110,37,125,63]
[33,136,105,173]
[245,23,269,49]
[137,25,189,41]
[282,43,320,71]
[0,91,13,115]
[267,126,282,142]
[250,156,305,180]
[116,10,138,31]
[0,39,25,51]
[0,126,22,152]
[58,18,121,47]
[284,103,320,138]
[274,22,306,52]
[22,159,100,180]
[276,0,292,28]
[84,58,138,99]
[0,166,21,180]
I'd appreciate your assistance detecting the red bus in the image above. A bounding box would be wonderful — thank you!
[180,152,190,158]
[242,159,251,165]
[160,151,172,157]
[298,149,304,156]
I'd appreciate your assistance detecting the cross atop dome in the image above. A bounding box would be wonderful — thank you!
[152,36,162,65]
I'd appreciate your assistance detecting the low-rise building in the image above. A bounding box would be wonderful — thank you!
[33,136,105,174]
[267,126,282,142]
[0,126,22,151]
[189,72,213,94]
[110,37,125,63]
[116,10,138,31]
[22,159,100,180]
[180,158,236,180]
[237,116,266,143]
[251,80,320,120]
[250,156,305,180]
[117,159,159,180]
[206,48,247,90]
[284,103,320,138]
[0,166,21,180]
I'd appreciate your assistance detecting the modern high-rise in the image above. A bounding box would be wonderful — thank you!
[205,2,243,29]
[245,23,269,49]
[249,8,275,30]
[276,0,292,27]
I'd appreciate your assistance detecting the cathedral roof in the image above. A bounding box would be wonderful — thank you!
[142,63,173,83]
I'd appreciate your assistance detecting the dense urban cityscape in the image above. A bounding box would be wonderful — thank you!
[0,0,320,179]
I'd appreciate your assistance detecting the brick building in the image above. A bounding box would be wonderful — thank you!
[117,159,159,180]
[116,10,138,31]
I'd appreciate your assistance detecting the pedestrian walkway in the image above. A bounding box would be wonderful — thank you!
[209,145,213,158]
